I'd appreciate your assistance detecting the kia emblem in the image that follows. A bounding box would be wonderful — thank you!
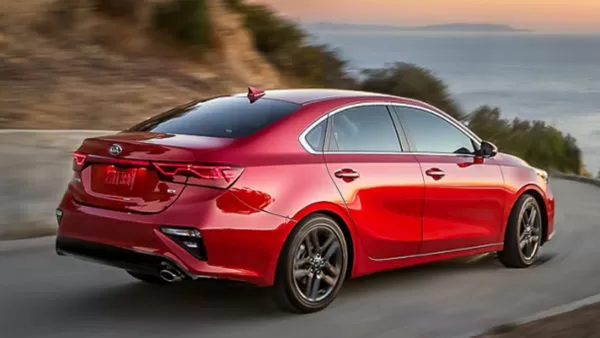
[109,144,123,156]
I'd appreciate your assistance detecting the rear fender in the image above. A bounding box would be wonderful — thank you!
[266,201,367,284]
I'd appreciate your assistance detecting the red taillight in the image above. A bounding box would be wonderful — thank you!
[72,152,87,171]
[152,163,244,189]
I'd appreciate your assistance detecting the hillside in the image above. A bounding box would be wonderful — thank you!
[0,0,287,129]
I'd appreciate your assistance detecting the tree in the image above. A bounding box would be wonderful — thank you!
[360,63,464,120]
[224,0,584,173]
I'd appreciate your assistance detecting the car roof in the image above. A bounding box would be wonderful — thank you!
[233,88,417,105]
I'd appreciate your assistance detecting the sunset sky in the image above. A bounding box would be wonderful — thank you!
[250,0,600,33]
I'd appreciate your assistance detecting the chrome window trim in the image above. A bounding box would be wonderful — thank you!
[298,101,483,155]
[368,242,503,262]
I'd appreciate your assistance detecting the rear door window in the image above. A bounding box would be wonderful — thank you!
[327,105,402,152]
[129,96,301,138]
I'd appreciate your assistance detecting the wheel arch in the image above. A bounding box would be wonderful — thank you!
[522,189,549,245]
[274,202,359,283]
[505,185,549,245]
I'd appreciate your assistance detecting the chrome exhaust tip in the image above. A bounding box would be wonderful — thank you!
[159,268,183,283]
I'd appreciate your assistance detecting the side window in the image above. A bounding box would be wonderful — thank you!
[328,105,401,152]
[304,119,327,152]
[397,107,475,154]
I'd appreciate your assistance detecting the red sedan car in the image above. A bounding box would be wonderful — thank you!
[56,88,555,313]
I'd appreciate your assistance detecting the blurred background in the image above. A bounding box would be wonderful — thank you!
[2,0,597,238]
[1,0,599,336]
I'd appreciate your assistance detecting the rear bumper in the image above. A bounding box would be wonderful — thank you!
[56,188,294,286]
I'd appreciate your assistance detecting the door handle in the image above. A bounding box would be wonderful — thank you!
[334,168,360,182]
[425,168,445,180]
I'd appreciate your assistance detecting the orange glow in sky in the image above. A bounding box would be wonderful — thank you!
[250,0,600,33]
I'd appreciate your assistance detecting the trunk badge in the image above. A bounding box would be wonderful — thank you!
[109,144,123,156]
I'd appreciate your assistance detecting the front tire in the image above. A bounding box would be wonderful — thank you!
[498,194,543,268]
[273,214,349,313]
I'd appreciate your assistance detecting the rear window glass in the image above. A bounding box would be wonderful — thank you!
[129,96,301,138]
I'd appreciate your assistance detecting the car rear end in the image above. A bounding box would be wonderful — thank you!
[55,94,303,286]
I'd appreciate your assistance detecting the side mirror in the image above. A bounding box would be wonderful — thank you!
[478,140,498,158]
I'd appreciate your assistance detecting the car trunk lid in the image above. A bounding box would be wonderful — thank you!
[69,132,241,213]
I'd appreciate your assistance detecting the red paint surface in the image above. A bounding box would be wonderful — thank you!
[57,89,555,286]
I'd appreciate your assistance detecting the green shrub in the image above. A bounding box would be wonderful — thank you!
[359,63,464,120]
[469,105,582,173]
[224,0,305,53]
[224,0,353,88]
[93,0,140,19]
[45,0,80,31]
[151,0,212,49]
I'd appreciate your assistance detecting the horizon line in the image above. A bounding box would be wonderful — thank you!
[299,20,600,35]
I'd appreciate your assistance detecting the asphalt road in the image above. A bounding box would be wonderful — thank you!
[1,178,599,338]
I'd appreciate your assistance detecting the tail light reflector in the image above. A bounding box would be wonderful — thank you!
[160,226,207,260]
[72,152,87,171]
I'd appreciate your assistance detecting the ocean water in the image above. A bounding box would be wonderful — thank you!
[306,31,600,174]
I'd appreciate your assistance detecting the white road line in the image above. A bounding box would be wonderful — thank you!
[517,292,600,325]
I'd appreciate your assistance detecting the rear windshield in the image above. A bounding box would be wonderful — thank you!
[129,96,301,138]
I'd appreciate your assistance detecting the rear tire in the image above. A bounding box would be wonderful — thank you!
[498,194,543,268]
[273,214,349,313]
[127,271,169,285]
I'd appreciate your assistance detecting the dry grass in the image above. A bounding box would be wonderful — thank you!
[0,0,287,129]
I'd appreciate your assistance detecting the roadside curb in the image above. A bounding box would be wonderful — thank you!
[0,235,56,253]
[550,173,600,188]
[469,293,600,337]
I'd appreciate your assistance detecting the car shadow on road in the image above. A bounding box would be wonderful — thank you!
[339,251,558,297]
[41,252,558,326]
[56,278,285,321]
